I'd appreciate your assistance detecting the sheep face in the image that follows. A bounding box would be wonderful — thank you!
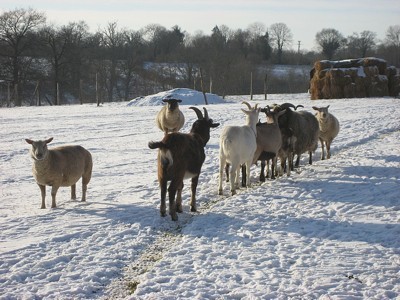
[25,137,53,161]
[313,105,330,120]
[163,99,182,112]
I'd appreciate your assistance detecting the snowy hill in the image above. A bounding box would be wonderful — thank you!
[127,88,229,106]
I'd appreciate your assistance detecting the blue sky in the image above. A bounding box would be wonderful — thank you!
[2,0,399,51]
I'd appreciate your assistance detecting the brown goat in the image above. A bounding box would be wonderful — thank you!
[25,137,92,209]
[148,107,219,221]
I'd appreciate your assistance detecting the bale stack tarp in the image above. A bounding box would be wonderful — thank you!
[310,57,400,100]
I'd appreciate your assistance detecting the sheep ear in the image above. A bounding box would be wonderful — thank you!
[45,137,53,144]
[25,139,33,145]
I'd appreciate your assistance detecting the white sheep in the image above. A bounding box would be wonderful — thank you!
[313,105,340,160]
[156,98,185,135]
[25,137,93,208]
[218,101,260,196]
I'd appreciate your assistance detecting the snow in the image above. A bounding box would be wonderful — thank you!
[1,91,399,299]
[127,88,229,106]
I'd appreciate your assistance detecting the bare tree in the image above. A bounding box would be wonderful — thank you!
[385,25,400,47]
[384,25,400,66]
[269,23,293,64]
[0,8,46,105]
[315,28,346,60]
[347,30,377,57]
[101,22,124,101]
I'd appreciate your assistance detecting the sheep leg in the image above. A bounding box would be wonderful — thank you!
[71,184,77,200]
[81,169,91,202]
[81,183,87,202]
[50,185,59,208]
[39,184,46,209]
[218,157,226,195]
[320,138,326,160]
[190,176,199,212]
[259,161,266,182]
[176,182,183,213]
[326,140,331,159]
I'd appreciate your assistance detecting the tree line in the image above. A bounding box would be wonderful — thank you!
[0,8,399,106]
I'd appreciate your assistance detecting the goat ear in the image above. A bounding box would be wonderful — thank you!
[25,139,33,144]
[312,106,319,111]
[45,137,53,144]
[241,108,249,115]
[210,122,220,128]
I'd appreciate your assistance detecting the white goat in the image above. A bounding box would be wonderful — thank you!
[156,98,185,135]
[218,101,260,196]
[313,105,340,160]
[25,137,93,209]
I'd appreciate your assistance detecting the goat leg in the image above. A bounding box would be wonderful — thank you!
[168,182,179,221]
[176,182,183,213]
[160,179,167,217]
[190,176,199,212]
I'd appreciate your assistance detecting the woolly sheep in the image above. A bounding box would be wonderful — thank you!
[312,105,340,160]
[156,98,185,134]
[25,137,93,209]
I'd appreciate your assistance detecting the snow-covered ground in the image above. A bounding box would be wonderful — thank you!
[0,91,399,299]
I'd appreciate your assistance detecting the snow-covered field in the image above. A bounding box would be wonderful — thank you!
[1,91,399,299]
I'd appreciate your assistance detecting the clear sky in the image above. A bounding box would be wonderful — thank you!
[2,0,399,51]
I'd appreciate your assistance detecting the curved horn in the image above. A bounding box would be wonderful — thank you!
[279,103,296,110]
[295,105,304,110]
[203,107,209,120]
[254,103,259,109]
[242,101,251,109]
[189,106,203,120]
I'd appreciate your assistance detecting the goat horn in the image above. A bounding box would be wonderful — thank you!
[295,105,304,110]
[189,106,203,119]
[242,101,251,109]
[203,107,209,120]
[255,103,259,109]
[279,103,296,110]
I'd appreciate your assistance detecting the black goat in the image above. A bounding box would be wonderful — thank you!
[148,107,219,221]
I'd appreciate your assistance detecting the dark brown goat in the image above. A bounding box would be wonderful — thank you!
[148,107,219,221]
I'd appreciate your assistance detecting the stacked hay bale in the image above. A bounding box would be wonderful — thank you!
[310,57,400,99]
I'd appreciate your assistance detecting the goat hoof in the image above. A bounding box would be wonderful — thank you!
[40,206,46,209]
[171,214,178,221]
[218,190,223,195]
[231,190,236,196]
[190,206,197,212]
[160,212,167,217]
